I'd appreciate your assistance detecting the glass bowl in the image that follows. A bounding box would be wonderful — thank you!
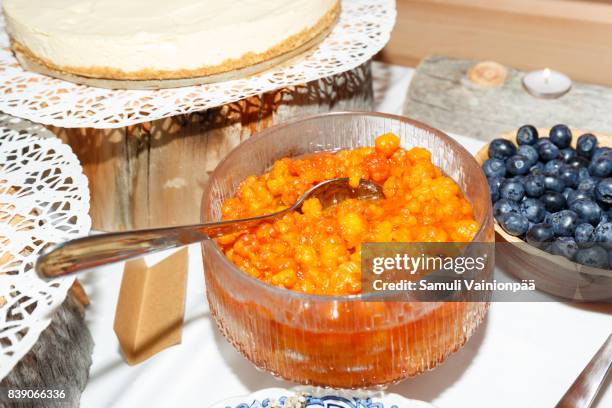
[201,112,494,388]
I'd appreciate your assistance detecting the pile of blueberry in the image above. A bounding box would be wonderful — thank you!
[484,124,612,269]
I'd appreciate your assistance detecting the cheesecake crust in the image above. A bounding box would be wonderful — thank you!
[10,1,340,81]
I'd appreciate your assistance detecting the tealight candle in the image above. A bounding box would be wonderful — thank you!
[522,68,572,99]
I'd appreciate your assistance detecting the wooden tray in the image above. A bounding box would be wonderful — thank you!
[475,128,612,301]
[15,24,334,90]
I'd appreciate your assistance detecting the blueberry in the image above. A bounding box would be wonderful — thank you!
[499,213,529,237]
[575,246,608,268]
[559,148,577,163]
[526,223,555,249]
[516,125,539,146]
[535,137,551,148]
[488,176,504,202]
[549,210,579,236]
[538,141,560,162]
[483,158,506,178]
[575,223,595,246]
[489,183,500,202]
[567,157,590,171]
[543,176,565,193]
[500,179,525,202]
[544,211,554,225]
[593,222,612,250]
[592,147,612,162]
[517,145,539,166]
[569,199,602,225]
[488,139,517,160]
[588,156,612,178]
[550,237,578,260]
[549,124,572,149]
[600,213,609,224]
[578,177,598,192]
[530,162,545,175]
[506,155,531,176]
[595,178,612,206]
[488,176,504,191]
[567,189,593,205]
[520,198,546,223]
[558,166,579,188]
[541,192,567,212]
[523,174,545,197]
[576,133,598,158]
[544,159,563,176]
[578,167,591,182]
[493,198,519,220]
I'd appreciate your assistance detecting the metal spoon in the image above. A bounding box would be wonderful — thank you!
[555,333,612,408]
[35,177,383,278]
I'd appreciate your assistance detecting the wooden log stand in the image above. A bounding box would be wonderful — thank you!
[52,62,374,231]
[404,56,612,141]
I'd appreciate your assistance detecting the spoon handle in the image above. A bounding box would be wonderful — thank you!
[35,178,381,279]
[555,333,612,408]
[35,218,264,278]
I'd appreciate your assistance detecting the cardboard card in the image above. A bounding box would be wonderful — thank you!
[113,247,189,365]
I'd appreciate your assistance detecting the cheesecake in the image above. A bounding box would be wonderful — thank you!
[3,0,340,80]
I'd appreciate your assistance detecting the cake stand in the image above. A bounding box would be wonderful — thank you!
[0,0,396,231]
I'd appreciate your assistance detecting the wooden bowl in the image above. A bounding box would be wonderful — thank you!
[475,128,612,301]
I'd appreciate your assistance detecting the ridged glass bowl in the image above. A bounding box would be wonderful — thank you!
[201,112,494,388]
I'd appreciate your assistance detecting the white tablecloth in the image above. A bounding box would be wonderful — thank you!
[80,62,612,408]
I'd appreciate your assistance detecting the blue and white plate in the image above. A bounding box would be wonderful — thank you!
[209,388,436,408]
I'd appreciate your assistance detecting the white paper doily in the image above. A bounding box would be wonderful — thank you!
[0,114,91,380]
[0,0,395,129]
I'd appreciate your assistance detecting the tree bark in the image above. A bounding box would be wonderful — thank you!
[0,295,93,408]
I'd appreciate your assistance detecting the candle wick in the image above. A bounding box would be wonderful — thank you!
[543,68,551,84]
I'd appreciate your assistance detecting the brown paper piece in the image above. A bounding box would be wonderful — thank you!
[113,247,188,365]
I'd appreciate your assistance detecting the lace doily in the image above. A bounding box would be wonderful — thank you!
[0,0,395,129]
[0,114,91,380]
